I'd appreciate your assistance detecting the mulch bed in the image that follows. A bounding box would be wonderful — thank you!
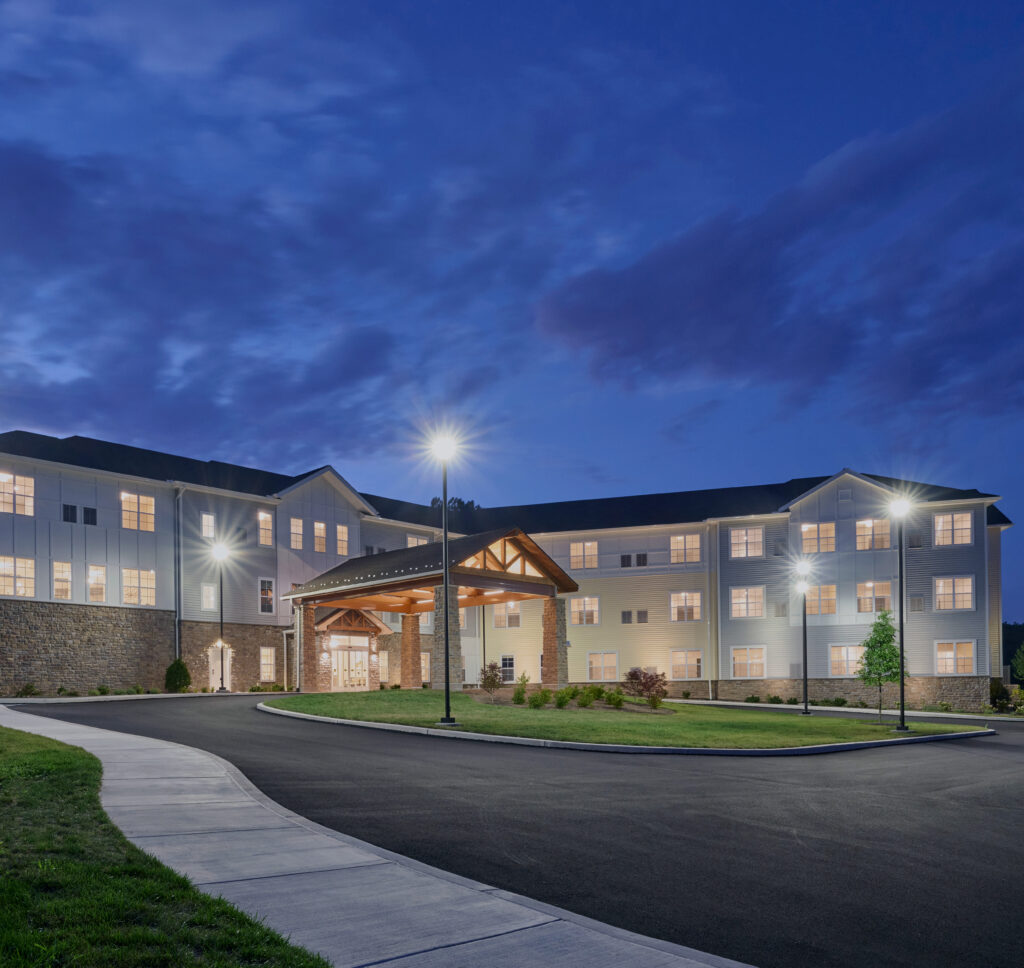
[463,689,675,714]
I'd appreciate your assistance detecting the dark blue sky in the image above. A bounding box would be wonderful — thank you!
[2,1,1021,615]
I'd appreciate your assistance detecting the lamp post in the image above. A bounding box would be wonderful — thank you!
[794,560,811,716]
[212,542,230,693]
[890,497,911,731]
[430,435,458,725]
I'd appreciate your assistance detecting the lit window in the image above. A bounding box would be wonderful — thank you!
[494,602,521,629]
[0,557,34,597]
[731,647,765,679]
[290,518,303,550]
[730,527,764,559]
[201,512,216,539]
[379,650,390,683]
[407,534,428,548]
[670,534,701,563]
[670,591,702,621]
[53,561,72,600]
[730,586,764,618]
[314,521,326,552]
[337,524,349,555]
[935,577,973,610]
[122,568,155,606]
[258,511,273,546]
[421,652,431,684]
[569,541,598,569]
[259,578,275,614]
[935,512,972,546]
[937,641,974,675]
[500,654,515,682]
[856,519,890,550]
[588,652,617,681]
[804,584,837,615]
[671,650,702,679]
[830,645,864,676]
[570,596,600,625]
[201,583,216,611]
[88,565,106,602]
[0,474,35,516]
[801,522,836,553]
[856,581,891,613]
[121,493,154,531]
[260,647,276,682]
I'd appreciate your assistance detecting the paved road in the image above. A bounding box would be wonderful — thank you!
[18,697,1024,968]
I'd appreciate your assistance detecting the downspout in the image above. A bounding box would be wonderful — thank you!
[712,522,721,701]
[295,604,302,693]
[282,630,289,692]
[706,522,713,701]
[173,486,184,659]
[480,605,486,669]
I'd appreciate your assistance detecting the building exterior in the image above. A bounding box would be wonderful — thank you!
[0,430,1011,709]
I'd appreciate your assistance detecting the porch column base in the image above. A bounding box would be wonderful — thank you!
[432,585,463,691]
[400,614,421,688]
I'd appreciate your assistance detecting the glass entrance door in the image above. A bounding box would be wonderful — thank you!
[329,635,370,690]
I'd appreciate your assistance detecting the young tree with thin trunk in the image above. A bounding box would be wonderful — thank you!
[857,610,904,722]
[479,661,503,702]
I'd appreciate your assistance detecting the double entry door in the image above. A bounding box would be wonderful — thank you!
[330,635,369,690]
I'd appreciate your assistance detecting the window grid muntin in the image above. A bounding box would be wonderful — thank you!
[53,561,72,600]
[730,586,764,618]
[290,518,303,550]
[201,513,216,539]
[934,512,972,546]
[935,576,973,610]
[670,533,701,564]
[122,568,155,606]
[731,646,765,679]
[855,518,891,550]
[314,521,326,552]
[801,522,836,553]
[936,640,974,675]
[259,578,275,614]
[88,565,106,602]
[260,647,276,682]
[856,581,891,613]
[570,596,600,625]
[258,511,273,546]
[804,584,837,615]
[670,591,702,622]
[587,652,617,681]
[830,644,865,676]
[337,524,349,555]
[730,527,764,559]
[569,541,598,569]
[670,649,702,679]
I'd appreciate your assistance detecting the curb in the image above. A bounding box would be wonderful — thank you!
[1,692,297,705]
[256,702,995,756]
[665,698,1011,722]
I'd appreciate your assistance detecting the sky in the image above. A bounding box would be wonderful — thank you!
[1,0,1022,615]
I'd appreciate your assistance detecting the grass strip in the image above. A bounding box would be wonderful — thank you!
[0,726,331,968]
[266,690,982,748]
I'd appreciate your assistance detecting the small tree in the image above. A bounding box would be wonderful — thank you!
[857,610,904,722]
[165,658,191,693]
[479,661,503,702]
[621,667,645,697]
[1011,644,1024,686]
[620,667,668,707]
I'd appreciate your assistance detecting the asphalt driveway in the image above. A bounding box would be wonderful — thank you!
[16,696,1024,968]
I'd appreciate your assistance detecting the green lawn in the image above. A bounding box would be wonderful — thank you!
[0,726,331,968]
[265,690,983,748]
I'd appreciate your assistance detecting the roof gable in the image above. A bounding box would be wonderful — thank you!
[276,465,377,515]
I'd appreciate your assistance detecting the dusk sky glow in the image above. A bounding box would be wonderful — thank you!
[2,1,1021,615]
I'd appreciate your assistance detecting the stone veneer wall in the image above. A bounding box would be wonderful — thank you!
[180,620,287,693]
[378,631,437,687]
[0,599,174,695]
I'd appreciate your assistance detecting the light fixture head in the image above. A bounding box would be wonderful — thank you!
[890,497,912,518]
[430,434,458,461]
[211,542,229,561]
[214,638,224,649]
[795,580,809,594]
[794,560,811,577]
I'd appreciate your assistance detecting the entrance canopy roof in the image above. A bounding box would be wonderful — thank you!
[282,527,578,614]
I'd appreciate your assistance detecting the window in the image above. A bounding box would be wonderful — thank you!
[290,518,303,550]
[856,519,890,550]
[407,534,428,548]
[88,565,106,602]
[671,650,702,679]
[53,561,71,600]
[201,512,215,539]
[0,557,34,597]
[838,488,852,502]
[620,554,632,568]
[636,609,649,624]
[337,524,349,555]
[121,492,155,531]
[421,652,431,684]
[500,655,515,683]
[670,591,702,621]
[935,577,973,610]
[570,596,599,625]
[260,647,276,682]
[122,568,155,606]
[937,641,974,675]
[569,541,598,569]
[0,474,34,516]
[856,581,891,613]
[774,601,789,618]
[730,527,764,559]
[314,521,326,552]
[83,507,97,526]
[731,647,765,679]
[259,578,275,614]
[494,602,521,628]
[730,586,764,618]
[201,583,217,611]
[621,610,633,624]
[935,512,972,546]
[830,645,864,676]
[804,584,837,615]
[588,652,617,681]
[258,511,273,546]
[636,552,648,567]
[801,522,836,553]
[909,596,924,612]
[670,534,701,563]
[62,504,77,523]
[907,529,923,549]
[379,651,390,683]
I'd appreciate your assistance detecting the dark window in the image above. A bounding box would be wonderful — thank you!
[621,610,632,624]
[773,540,787,556]
[908,529,923,549]
[62,504,77,523]
[775,602,788,618]
[500,655,515,682]
[909,596,925,612]
[636,552,648,567]
[83,507,97,526]
[620,554,632,567]
[636,609,649,624]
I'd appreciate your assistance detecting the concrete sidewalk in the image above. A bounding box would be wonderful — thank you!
[0,704,753,968]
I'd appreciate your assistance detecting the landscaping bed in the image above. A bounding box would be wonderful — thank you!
[265,690,984,748]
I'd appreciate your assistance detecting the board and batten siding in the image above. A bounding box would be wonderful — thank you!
[988,526,1003,675]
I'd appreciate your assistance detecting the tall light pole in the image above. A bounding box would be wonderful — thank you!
[212,542,230,693]
[431,434,458,725]
[890,497,912,731]
[794,559,811,716]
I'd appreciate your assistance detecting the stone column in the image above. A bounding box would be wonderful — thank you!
[542,597,568,689]
[432,585,463,691]
[400,614,421,688]
[299,605,331,693]
[367,634,380,691]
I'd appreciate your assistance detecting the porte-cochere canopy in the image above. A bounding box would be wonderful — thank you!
[282,527,578,613]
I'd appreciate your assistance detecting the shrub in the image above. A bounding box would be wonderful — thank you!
[767,695,783,704]
[528,689,551,709]
[554,687,574,708]
[512,684,527,705]
[248,685,264,692]
[479,662,503,701]
[785,697,799,705]
[853,700,869,708]
[605,688,625,709]
[681,690,691,699]
[744,695,761,703]
[516,671,530,689]
[201,687,210,693]
[622,668,667,707]
[380,683,386,690]
[567,686,581,699]
[14,682,40,698]
[991,680,1012,713]
[622,668,645,697]
[165,659,191,693]
[95,684,110,696]
[421,682,429,689]
[56,686,67,696]
[646,692,663,710]
[576,690,594,708]
[390,683,401,690]
[271,682,284,691]
[832,697,848,707]
[87,689,99,697]
[66,690,79,697]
